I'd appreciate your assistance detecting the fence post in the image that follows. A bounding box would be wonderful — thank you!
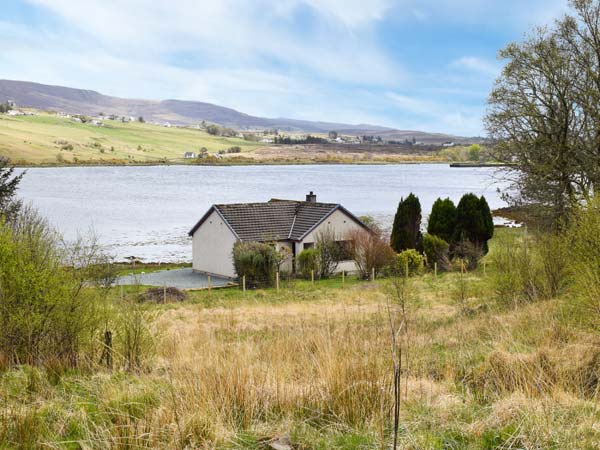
[405,260,409,279]
[483,260,487,276]
[371,267,375,281]
[120,284,124,301]
[163,283,166,303]
[102,329,113,371]
[311,270,315,286]
[208,275,211,291]
[242,275,246,292]
[342,270,345,288]
[276,271,280,293]
[434,262,437,278]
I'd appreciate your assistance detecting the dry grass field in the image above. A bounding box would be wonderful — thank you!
[2,229,600,449]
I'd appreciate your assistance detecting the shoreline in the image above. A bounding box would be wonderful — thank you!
[14,159,453,169]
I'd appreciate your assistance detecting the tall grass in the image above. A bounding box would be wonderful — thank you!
[4,225,600,448]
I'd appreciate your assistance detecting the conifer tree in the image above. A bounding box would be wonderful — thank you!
[390,193,422,252]
[427,197,457,244]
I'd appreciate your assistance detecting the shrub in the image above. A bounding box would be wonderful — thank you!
[232,241,276,288]
[566,199,600,328]
[490,229,568,304]
[315,229,340,279]
[0,207,105,367]
[453,239,484,271]
[427,198,457,244]
[297,248,318,279]
[346,229,395,279]
[422,233,451,271]
[389,249,424,277]
[390,193,422,252]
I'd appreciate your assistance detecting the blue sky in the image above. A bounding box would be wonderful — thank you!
[0,0,570,135]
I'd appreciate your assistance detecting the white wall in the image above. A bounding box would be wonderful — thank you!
[301,208,365,273]
[192,210,238,278]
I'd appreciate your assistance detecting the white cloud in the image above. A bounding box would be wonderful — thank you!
[450,56,501,78]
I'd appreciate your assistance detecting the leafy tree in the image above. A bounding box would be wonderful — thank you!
[427,197,457,244]
[390,193,422,252]
[0,157,24,220]
[453,193,494,254]
[137,116,145,123]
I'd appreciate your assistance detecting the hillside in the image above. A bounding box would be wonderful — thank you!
[0,113,262,164]
[0,80,472,143]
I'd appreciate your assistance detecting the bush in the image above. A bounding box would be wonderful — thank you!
[346,229,395,279]
[0,208,105,367]
[388,249,424,277]
[315,229,341,279]
[453,239,485,271]
[487,231,568,306]
[232,241,276,288]
[422,233,451,271]
[566,200,600,328]
[297,248,318,279]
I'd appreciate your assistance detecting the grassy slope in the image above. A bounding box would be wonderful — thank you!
[2,229,600,449]
[0,113,262,164]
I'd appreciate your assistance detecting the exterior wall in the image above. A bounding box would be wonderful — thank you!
[192,210,238,278]
[300,209,365,273]
[275,241,294,273]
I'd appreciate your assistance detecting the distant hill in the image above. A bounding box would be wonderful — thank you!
[0,79,477,143]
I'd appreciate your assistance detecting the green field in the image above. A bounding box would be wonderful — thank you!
[0,113,263,164]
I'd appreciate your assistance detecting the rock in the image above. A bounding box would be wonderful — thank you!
[261,435,293,450]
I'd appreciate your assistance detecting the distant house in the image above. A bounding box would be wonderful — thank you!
[184,152,197,159]
[188,192,371,278]
[442,141,455,147]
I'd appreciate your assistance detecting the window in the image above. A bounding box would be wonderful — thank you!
[303,242,314,250]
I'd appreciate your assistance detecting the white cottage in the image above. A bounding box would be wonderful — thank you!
[188,192,370,278]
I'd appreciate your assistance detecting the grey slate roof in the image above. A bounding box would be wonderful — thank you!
[189,199,368,242]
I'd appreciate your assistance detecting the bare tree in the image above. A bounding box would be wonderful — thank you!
[486,1,600,227]
[346,228,395,279]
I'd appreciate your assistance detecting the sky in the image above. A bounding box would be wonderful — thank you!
[0,0,571,136]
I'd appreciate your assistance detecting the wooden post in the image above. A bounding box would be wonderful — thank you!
[311,270,315,286]
[371,267,375,281]
[242,275,246,292]
[102,330,113,370]
[461,261,465,274]
[208,275,211,291]
[483,260,487,276]
[120,284,124,301]
[163,283,167,303]
[405,260,409,279]
[342,270,345,288]
[434,262,437,278]
[276,271,280,293]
